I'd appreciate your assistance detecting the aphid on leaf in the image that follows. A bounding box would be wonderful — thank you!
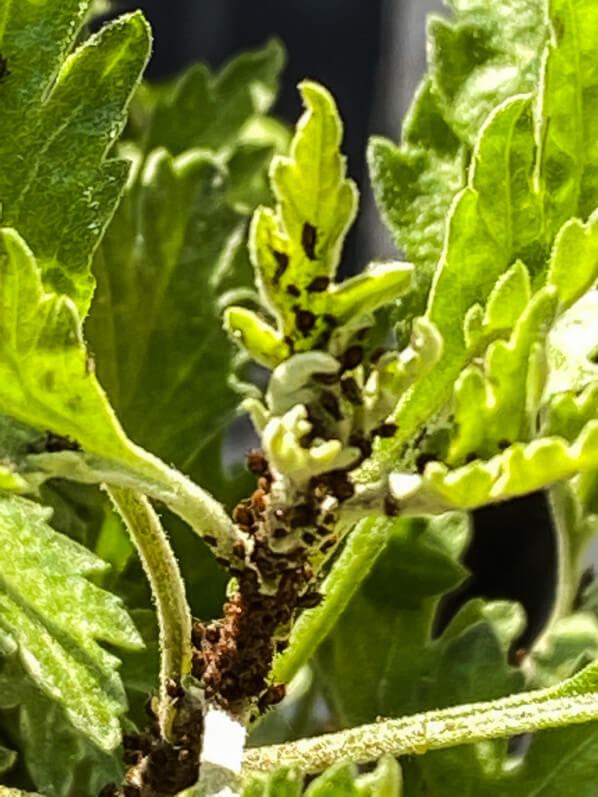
[258,683,286,711]
[341,345,363,371]
[44,432,81,452]
[0,55,10,82]
[272,250,289,284]
[294,307,316,335]
[246,449,269,476]
[301,222,317,260]
[307,275,329,293]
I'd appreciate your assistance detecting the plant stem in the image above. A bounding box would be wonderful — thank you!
[243,666,598,775]
[33,446,241,560]
[107,486,193,741]
[272,516,397,684]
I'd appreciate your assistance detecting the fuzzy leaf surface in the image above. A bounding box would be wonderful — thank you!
[0,495,142,751]
[0,1,150,316]
[0,228,144,467]
[540,0,598,238]
[0,657,122,797]
[142,39,284,155]
[313,512,526,727]
[366,96,541,478]
[227,81,412,366]
[368,0,546,315]
[87,147,253,486]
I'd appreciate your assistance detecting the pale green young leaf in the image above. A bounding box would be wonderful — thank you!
[448,286,558,464]
[0,228,143,466]
[545,209,598,309]
[0,495,142,751]
[242,81,358,355]
[464,260,532,351]
[389,416,598,512]
[227,81,412,365]
[0,2,150,316]
[363,96,540,480]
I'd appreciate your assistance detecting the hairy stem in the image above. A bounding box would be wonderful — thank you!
[243,664,598,774]
[272,516,397,684]
[32,446,241,560]
[107,486,193,741]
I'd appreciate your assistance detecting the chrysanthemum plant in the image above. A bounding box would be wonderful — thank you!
[2,0,598,795]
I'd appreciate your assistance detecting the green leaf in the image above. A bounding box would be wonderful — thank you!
[367,82,466,311]
[0,745,15,777]
[0,655,122,796]
[242,767,303,797]
[142,39,284,156]
[0,224,235,558]
[241,758,402,797]
[448,286,558,464]
[0,494,142,751]
[464,260,532,351]
[540,0,598,237]
[87,146,252,486]
[227,81,412,365]
[313,513,523,728]
[0,228,141,466]
[0,3,150,316]
[368,0,547,314]
[428,0,547,146]
[368,95,541,476]
[545,209,598,309]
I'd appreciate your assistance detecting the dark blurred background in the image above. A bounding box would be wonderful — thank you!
[103,0,558,654]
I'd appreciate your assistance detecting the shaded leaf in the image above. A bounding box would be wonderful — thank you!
[143,39,284,156]
[0,655,122,796]
[87,147,252,486]
[312,512,523,728]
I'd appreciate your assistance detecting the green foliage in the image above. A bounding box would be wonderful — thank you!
[225,81,412,367]
[0,656,122,797]
[0,495,141,751]
[141,39,284,156]
[87,40,286,497]
[368,0,546,320]
[0,0,150,316]
[0,228,139,466]
[4,0,598,793]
